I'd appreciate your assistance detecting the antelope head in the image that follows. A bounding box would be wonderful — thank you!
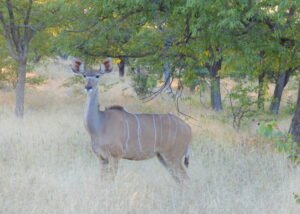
[71,58,113,94]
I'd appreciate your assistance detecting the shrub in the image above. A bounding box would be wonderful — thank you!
[257,121,299,163]
[130,70,157,97]
[227,84,257,129]
[0,66,17,88]
[62,76,85,87]
[26,75,47,85]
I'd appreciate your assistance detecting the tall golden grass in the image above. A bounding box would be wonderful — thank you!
[0,60,299,213]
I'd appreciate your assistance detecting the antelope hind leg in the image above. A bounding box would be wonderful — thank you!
[157,153,188,184]
[168,161,189,184]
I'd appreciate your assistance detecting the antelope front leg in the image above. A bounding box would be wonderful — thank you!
[108,157,119,179]
[99,157,119,181]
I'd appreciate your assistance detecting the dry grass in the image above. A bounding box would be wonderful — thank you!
[0,60,299,214]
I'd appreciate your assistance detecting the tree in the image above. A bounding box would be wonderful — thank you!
[0,0,34,117]
[205,50,223,111]
[0,0,60,117]
[222,0,299,115]
[58,0,192,96]
[289,81,300,152]
[58,0,299,117]
[256,2,300,114]
[57,0,158,60]
[268,6,300,114]
[185,0,228,111]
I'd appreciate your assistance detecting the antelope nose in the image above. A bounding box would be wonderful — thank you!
[85,86,92,91]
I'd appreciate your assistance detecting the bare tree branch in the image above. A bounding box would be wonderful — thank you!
[174,81,198,121]
[64,21,98,33]
[23,0,34,47]
[141,74,173,102]
[0,10,19,60]
[24,0,32,26]
[6,0,19,51]
[17,24,36,31]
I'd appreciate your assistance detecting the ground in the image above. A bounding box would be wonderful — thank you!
[0,59,299,213]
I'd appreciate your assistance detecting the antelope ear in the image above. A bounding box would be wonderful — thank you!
[71,58,85,74]
[100,57,113,73]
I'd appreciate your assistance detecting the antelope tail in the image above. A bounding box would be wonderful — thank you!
[184,145,190,168]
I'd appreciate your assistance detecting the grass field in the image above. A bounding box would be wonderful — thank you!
[0,60,299,214]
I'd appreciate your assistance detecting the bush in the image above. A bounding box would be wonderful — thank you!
[227,84,257,129]
[130,70,157,97]
[294,193,300,205]
[62,76,85,87]
[0,66,17,88]
[257,121,299,163]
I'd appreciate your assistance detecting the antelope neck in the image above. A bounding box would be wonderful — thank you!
[84,88,104,135]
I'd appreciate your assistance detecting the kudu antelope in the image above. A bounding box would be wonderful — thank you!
[71,58,192,183]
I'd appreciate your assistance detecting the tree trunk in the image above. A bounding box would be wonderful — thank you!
[257,71,266,110]
[210,76,222,111]
[15,60,27,118]
[163,62,172,93]
[297,81,300,107]
[162,37,172,93]
[117,58,125,77]
[270,69,291,114]
[209,59,223,111]
[190,84,196,93]
[289,81,300,152]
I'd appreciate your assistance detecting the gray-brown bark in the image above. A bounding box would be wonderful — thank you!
[257,71,266,110]
[210,76,222,111]
[117,58,125,77]
[15,61,27,117]
[270,69,291,114]
[206,58,223,111]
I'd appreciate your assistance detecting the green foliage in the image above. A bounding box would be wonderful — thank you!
[0,0,62,60]
[130,71,157,97]
[183,67,209,88]
[282,98,297,115]
[54,0,300,112]
[257,121,299,162]
[257,121,282,138]
[0,0,299,119]
[26,75,47,86]
[0,64,17,88]
[294,193,300,205]
[62,76,85,87]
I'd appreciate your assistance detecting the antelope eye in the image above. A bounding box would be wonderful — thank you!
[95,75,100,78]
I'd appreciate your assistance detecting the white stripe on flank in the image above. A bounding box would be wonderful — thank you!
[166,114,171,146]
[152,115,157,151]
[124,116,130,152]
[172,116,178,145]
[134,114,143,152]
[160,115,163,143]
